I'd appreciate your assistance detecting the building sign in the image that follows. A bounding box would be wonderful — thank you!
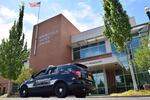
[38,30,58,46]
[80,56,118,67]
[83,60,102,65]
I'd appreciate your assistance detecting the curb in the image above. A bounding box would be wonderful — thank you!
[87,95,150,98]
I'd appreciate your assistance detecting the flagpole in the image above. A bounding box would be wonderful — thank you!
[33,2,41,56]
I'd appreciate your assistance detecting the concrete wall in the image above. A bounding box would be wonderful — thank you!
[72,17,136,44]
[72,26,104,43]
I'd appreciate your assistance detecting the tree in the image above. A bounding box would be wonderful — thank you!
[103,0,138,90]
[0,4,28,94]
[133,38,150,71]
[15,67,32,85]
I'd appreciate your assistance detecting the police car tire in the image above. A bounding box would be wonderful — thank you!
[19,87,28,98]
[54,82,67,98]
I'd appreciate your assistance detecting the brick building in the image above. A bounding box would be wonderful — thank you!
[0,14,149,95]
[30,14,150,94]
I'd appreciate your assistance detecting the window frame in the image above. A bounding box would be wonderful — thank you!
[73,41,106,60]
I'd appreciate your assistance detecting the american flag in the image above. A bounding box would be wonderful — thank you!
[29,2,41,7]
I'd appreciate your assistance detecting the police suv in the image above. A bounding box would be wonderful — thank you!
[18,63,94,98]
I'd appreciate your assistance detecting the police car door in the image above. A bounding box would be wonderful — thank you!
[34,70,50,94]
[46,67,57,87]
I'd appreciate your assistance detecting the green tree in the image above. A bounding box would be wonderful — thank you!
[133,38,150,71]
[0,4,28,94]
[103,0,138,90]
[15,67,32,85]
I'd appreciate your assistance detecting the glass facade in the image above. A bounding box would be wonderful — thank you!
[92,70,105,94]
[130,35,141,57]
[111,36,140,91]
[112,34,150,91]
[115,69,133,92]
[111,44,129,70]
[73,32,149,94]
[111,34,141,71]
[73,41,106,60]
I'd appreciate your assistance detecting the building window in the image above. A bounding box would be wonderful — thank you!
[130,36,140,49]
[111,34,141,70]
[111,44,129,70]
[92,70,105,94]
[115,69,133,92]
[73,47,80,60]
[73,41,106,60]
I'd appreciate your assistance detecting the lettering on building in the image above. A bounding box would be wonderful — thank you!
[38,30,58,46]
[82,60,102,66]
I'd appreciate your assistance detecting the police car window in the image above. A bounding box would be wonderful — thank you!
[53,68,59,74]
[57,65,73,73]
[35,70,46,78]
[48,67,57,74]
[68,65,86,71]
[67,68,72,72]
[48,70,52,74]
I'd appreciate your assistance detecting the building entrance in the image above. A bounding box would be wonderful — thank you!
[92,70,106,94]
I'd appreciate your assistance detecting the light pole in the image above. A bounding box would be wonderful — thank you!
[144,6,150,49]
[144,6,150,75]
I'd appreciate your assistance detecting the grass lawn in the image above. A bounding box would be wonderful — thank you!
[111,90,150,96]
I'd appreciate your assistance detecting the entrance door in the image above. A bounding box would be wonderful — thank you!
[93,70,105,94]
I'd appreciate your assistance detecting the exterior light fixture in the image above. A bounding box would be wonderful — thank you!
[145,6,150,20]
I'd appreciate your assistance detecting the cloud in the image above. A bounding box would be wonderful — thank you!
[0,22,13,42]
[0,17,4,24]
[66,2,103,31]
[49,2,63,14]
[0,5,38,24]
[23,27,32,49]
[62,10,89,31]
[0,5,37,48]
[24,13,37,25]
[0,22,33,49]
[0,2,103,48]
[0,5,17,20]
[49,2,103,31]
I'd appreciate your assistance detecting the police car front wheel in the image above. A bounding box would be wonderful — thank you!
[19,87,28,97]
[54,82,68,98]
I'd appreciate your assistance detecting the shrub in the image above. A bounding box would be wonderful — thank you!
[15,67,32,85]
[111,90,150,96]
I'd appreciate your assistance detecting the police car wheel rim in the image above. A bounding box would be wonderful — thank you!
[23,90,26,94]
[55,83,67,97]
[59,88,63,93]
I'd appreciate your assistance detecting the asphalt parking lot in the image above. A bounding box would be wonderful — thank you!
[0,97,150,100]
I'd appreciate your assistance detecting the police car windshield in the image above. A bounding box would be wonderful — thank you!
[34,69,46,78]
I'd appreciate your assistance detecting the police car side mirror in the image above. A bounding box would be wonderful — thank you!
[31,75,35,79]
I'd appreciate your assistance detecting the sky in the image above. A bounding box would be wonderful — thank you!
[0,0,150,49]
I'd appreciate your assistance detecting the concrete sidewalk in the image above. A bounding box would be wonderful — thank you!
[0,97,150,100]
